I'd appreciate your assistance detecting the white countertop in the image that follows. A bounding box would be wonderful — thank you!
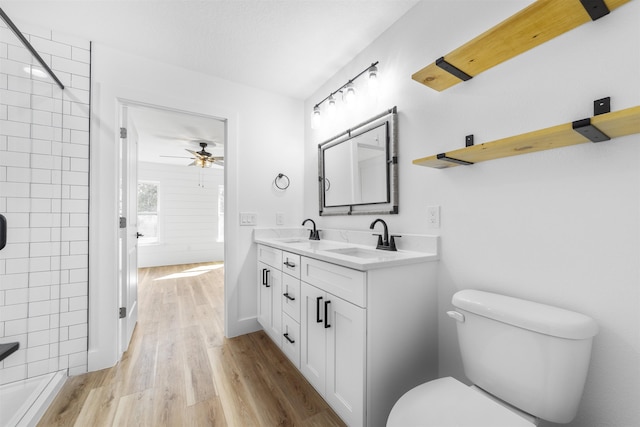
[254,234,438,271]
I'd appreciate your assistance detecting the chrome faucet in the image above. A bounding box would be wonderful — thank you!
[302,218,321,240]
[370,218,400,251]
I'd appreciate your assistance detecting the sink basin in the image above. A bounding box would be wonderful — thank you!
[278,238,309,243]
[324,247,394,259]
[289,240,341,250]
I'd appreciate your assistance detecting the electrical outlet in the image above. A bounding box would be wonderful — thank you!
[239,212,257,226]
[427,206,440,228]
[276,212,285,225]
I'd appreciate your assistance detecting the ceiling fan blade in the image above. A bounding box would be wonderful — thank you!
[185,149,203,157]
[188,161,197,167]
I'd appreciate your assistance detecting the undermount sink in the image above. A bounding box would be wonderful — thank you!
[289,240,342,250]
[278,238,309,243]
[324,247,395,259]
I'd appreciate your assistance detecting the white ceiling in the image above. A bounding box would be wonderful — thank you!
[1,0,418,100]
[1,0,419,165]
[128,105,226,166]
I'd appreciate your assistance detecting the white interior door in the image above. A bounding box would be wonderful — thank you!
[118,104,139,354]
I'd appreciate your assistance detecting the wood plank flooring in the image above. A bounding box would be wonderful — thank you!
[38,262,346,427]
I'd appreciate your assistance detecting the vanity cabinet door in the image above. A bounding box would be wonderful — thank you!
[326,296,365,427]
[300,282,327,393]
[301,281,366,427]
[258,261,282,346]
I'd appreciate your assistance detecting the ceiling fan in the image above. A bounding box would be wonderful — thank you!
[161,141,224,168]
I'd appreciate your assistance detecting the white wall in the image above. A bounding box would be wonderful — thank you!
[137,162,224,268]
[0,21,90,381]
[89,44,304,370]
[303,1,640,426]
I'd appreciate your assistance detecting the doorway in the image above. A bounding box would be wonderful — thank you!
[118,100,227,354]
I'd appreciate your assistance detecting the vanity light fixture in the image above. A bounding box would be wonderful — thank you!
[327,94,337,116]
[312,105,322,129]
[311,61,380,127]
[368,63,378,90]
[344,81,356,105]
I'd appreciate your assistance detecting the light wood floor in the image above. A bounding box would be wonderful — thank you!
[38,262,346,427]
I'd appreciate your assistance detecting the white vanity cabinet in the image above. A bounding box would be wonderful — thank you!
[255,240,438,427]
[301,280,366,427]
[257,245,283,345]
[257,244,303,366]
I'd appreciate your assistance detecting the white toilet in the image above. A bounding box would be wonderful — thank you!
[387,290,598,426]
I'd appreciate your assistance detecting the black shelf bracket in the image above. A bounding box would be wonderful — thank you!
[435,57,472,81]
[572,97,612,142]
[594,97,610,116]
[437,153,474,165]
[465,134,474,147]
[579,0,610,21]
[572,118,610,143]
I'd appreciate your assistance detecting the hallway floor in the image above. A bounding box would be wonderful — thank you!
[37,262,345,426]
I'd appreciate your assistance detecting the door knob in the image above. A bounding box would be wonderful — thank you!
[136,232,144,238]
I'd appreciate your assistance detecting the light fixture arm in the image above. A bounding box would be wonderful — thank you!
[313,61,379,109]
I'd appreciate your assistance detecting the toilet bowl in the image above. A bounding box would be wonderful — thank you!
[386,290,598,427]
[387,377,536,427]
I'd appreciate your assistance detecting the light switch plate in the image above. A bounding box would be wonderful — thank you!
[239,212,257,226]
[276,212,285,225]
[427,206,440,228]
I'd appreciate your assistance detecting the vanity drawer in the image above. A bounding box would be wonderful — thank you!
[301,257,366,307]
[282,273,301,322]
[282,251,301,279]
[257,244,282,269]
[282,313,300,368]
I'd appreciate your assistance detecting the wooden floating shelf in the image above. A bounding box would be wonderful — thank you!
[412,0,631,92]
[413,105,640,169]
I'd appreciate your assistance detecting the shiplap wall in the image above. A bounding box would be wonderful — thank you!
[0,20,90,383]
[137,161,224,268]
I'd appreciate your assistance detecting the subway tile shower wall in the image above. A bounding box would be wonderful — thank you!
[0,19,90,384]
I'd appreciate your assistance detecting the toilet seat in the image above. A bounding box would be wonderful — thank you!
[387,377,535,427]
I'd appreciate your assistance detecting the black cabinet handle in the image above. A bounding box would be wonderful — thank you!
[265,269,270,287]
[324,300,331,329]
[284,333,295,344]
[283,292,295,301]
[284,260,296,268]
[0,214,6,251]
[316,296,323,323]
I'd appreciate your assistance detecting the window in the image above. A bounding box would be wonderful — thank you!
[138,181,159,244]
[217,185,224,242]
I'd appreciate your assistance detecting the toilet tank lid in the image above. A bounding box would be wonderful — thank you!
[452,290,598,340]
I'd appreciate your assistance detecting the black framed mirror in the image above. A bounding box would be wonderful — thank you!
[318,107,398,216]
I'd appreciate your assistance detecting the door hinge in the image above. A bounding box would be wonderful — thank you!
[119,217,127,228]
[119,307,126,319]
[120,127,127,139]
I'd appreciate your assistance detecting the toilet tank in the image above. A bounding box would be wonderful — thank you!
[451,290,598,424]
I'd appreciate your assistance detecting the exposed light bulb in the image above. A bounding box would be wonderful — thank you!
[327,94,336,116]
[368,64,378,91]
[344,81,356,105]
[311,105,322,129]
